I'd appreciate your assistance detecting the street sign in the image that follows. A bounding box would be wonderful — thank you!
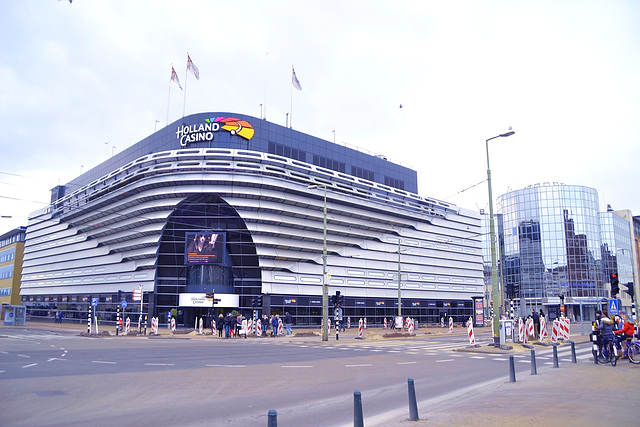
[91,298,98,307]
[121,300,128,309]
[132,290,142,301]
[608,298,620,315]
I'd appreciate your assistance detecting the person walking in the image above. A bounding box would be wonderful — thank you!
[531,308,540,338]
[285,312,293,335]
[224,312,233,338]
[271,314,279,337]
[261,314,269,338]
[216,313,224,337]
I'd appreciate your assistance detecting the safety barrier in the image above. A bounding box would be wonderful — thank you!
[550,320,559,343]
[518,318,524,342]
[357,318,364,338]
[151,317,158,334]
[257,319,262,337]
[558,317,570,340]
[278,318,284,336]
[408,318,414,334]
[448,317,453,333]
[198,318,203,335]
[383,318,387,329]
[125,317,131,334]
[364,318,367,329]
[539,317,548,342]
[347,317,351,328]
[467,319,476,345]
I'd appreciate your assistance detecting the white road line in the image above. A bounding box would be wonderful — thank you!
[470,356,486,359]
[0,351,7,354]
[22,363,38,368]
[206,364,246,368]
[396,361,417,365]
[145,363,175,366]
[492,358,508,361]
[435,359,454,363]
[345,364,372,367]
[92,360,117,364]
[282,365,314,368]
[17,354,31,358]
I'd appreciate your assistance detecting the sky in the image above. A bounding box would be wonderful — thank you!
[1,0,639,233]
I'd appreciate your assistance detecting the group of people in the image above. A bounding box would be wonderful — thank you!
[593,308,637,360]
[527,308,545,338]
[212,311,293,338]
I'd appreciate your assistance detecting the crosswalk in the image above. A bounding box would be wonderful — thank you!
[0,330,81,341]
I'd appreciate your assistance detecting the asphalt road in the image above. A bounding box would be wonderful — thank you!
[0,327,596,426]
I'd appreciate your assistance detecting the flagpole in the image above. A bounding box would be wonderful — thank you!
[182,55,189,118]
[166,81,172,126]
[290,81,293,129]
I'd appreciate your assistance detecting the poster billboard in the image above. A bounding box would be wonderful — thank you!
[184,231,226,265]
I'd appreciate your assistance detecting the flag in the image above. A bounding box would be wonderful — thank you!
[292,66,302,90]
[187,54,200,80]
[171,66,183,90]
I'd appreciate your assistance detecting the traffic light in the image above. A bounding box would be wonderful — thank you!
[337,292,344,307]
[610,273,620,297]
[622,282,635,298]
[257,295,263,307]
[205,292,214,300]
[329,294,336,307]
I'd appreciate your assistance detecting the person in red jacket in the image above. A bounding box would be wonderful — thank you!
[613,314,636,351]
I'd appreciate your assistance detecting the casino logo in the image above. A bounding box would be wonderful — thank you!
[176,116,255,147]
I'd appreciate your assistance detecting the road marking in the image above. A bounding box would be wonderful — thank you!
[17,354,31,358]
[92,360,117,364]
[206,364,246,368]
[0,351,7,354]
[282,365,314,368]
[470,356,486,359]
[345,364,372,367]
[47,358,67,362]
[145,363,175,366]
[435,359,454,363]
[492,358,508,361]
[22,363,38,368]
[396,361,417,365]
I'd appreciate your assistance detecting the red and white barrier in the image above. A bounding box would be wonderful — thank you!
[448,317,453,333]
[539,317,547,342]
[550,320,559,343]
[441,317,445,328]
[364,318,367,329]
[151,317,158,334]
[278,318,284,335]
[518,318,524,342]
[559,317,570,340]
[170,317,176,333]
[247,318,253,336]
[383,318,387,329]
[358,318,364,338]
[125,317,131,334]
[199,318,203,335]
[527,317,534,338]
[467,321,476,345]
[257,319,262,337]
[347,317,351,328]
[408,318,414,334]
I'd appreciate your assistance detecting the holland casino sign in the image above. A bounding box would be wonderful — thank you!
[176,116,255,147]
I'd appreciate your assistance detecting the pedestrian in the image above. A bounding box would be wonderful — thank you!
[531,308,540,338]
[236,314,243,338]
[285,311,293,335]
[241,316,248,338]
[224,312,233,338]
[216,313,224,337]
[271,314,279,337]
[262,314,269,338]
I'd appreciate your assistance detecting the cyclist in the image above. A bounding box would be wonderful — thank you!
[596,308,615,360]
[613,314,636,354]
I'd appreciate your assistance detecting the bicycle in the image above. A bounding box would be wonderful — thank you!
[597,339,619,366]
[618,338,640,364]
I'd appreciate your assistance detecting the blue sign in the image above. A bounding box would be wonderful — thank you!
[608,298,620,315]
[92,298,98,307]
[121,300,128,309]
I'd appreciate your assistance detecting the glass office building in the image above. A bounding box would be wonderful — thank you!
[20,112,483,328]
[489,182,635,321]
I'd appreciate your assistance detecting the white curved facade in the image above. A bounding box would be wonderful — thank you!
[21,113,482,326]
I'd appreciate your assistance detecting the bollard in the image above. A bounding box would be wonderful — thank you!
[509,355,516,382]
[530,349,537,375]
[267,409,277,427]
[408,378,419,421]
[571,341,577,363]
[354,390,364,427]
[553,344,559,368]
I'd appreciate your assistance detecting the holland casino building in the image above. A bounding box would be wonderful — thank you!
[21,112,483,327]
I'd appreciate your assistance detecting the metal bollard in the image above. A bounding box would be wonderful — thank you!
[267,409,277,427]
[530,349,537,375]
[354,390,364,427]
[408,378,419,421]
[571,341,577,363]
[553,344,559,368]
[509,355,516,382]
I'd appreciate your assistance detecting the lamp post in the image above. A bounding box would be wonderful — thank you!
[398,239,402,318]
[308,184,329,341]
[486,129,515,346]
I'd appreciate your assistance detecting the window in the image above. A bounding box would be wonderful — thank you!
[312,154,345,173]
[268,141,306,162]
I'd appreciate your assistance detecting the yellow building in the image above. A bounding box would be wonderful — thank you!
[1,227,26,318]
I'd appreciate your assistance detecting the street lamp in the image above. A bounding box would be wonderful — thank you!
[486,129,515,347]
[308,183,329,341]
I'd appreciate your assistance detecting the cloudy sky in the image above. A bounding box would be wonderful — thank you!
[1,0,639,233]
